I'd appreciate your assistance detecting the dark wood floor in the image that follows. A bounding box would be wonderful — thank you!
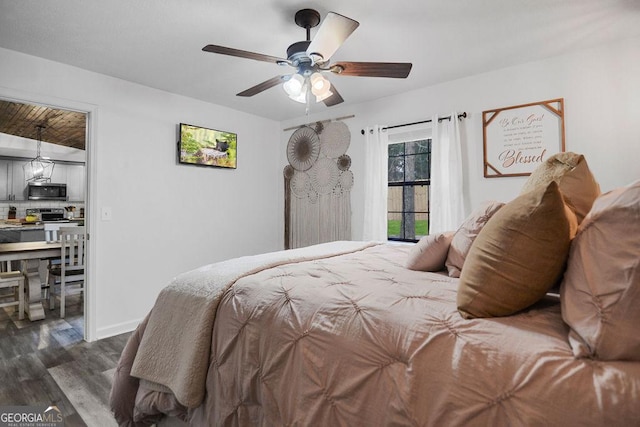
[0,295,132,426]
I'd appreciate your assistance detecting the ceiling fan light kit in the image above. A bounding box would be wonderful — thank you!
[284,72,333,104]
[283,74,304,96]
[310,73,331,96]
[202,8,412,108]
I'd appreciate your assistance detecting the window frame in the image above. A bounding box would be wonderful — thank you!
[387,138,432,243]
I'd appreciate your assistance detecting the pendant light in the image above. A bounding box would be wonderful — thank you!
[23,125,55,182]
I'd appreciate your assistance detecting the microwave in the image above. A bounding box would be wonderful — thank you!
[26,182,68,201]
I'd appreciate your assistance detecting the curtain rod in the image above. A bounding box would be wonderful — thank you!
[283,114,355,132]
[360,112,467,135]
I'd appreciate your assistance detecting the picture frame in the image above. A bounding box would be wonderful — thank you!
[178,123,237,169]
[482,98,565,178]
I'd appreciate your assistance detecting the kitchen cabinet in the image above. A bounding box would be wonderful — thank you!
[50,162,67,185]
[11,161,27,200]
[0,227,45,243]
[66,164,85,202]
[0,159,27,201]
[0,160,11,200]
[20,228,45,241]
[45,163,84,201]
[0,159,85,202]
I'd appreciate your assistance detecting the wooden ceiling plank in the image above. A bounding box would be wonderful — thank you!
[0,100,86,151]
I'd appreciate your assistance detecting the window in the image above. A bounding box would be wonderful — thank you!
[387,139,431,242]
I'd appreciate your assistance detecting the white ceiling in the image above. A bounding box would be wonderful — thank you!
[1,0,639,122]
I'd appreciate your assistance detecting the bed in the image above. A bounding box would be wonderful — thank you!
[110,154,640,426]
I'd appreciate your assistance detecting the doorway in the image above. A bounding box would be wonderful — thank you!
[0,90,95,341]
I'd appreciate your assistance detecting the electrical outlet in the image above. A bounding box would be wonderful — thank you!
[101,207,112,221]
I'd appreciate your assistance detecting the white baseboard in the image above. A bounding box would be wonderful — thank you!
[96,318,143,340]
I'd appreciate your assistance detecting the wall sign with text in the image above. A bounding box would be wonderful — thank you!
[482,98,565,178]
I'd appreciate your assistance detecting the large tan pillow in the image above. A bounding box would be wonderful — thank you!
[561,180,640,361]
[445,201,505,278]
[457,181,571,319]
[521,152,600,224]
[406,232,454,272]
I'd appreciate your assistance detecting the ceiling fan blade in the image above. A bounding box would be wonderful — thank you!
[203,44,288,65]
[237,75,287,97]
[331,62,412,78]
[306,12,359,63]
[323,84,344,107]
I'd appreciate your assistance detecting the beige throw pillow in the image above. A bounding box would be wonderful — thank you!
[445,201,505,278]
[561,180,640,361]
[406,232,455,272]
[457,181,571,319]
[521,152,600,224]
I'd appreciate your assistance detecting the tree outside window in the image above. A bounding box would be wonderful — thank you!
[387,139,431,242]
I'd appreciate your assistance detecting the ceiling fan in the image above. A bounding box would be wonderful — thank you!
[202,8,412,107]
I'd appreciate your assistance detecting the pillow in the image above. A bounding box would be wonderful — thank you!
[521,152,600,224]
[406,232,455,272]
[560,179,640,361]
[457,181,571,319]
[445,201,505,278]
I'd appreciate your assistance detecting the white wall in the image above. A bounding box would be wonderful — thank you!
[282,35,640,241]
[0,47,283,339]
[1,33,638,339]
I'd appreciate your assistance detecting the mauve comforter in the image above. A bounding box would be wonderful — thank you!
[111,243,640,426]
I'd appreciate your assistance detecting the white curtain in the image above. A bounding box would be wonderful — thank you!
[430,112,466,233]
[363,125,388,241]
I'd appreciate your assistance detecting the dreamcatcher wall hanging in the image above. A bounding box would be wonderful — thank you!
[284,121,353,249]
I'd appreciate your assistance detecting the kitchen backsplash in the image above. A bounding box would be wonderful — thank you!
[0,201,85,220]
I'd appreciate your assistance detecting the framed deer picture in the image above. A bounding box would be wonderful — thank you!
[178,123,237,169]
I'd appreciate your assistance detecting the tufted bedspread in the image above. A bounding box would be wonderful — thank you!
[111,243,640,426]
